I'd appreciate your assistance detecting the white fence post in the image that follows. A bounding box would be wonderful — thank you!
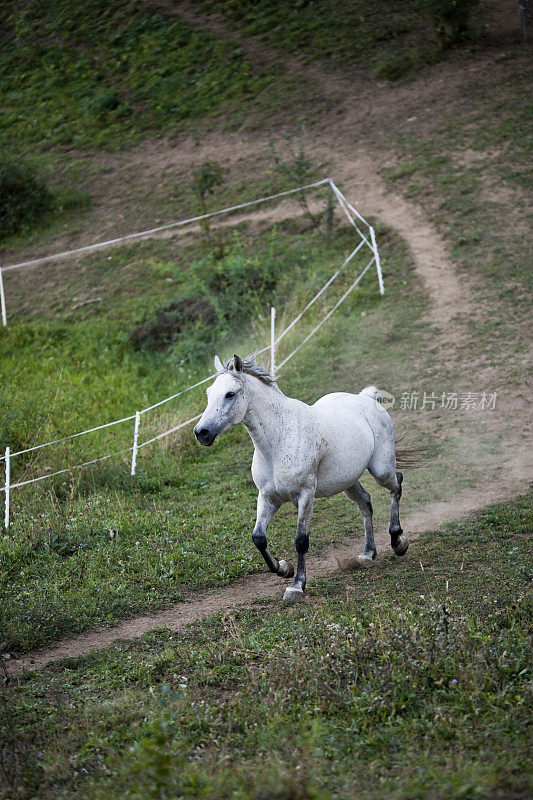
[270,306,276,376]
[0,268,7,326]
[131,411,140,476]
[369,226,384,295]
[4,447,10,529]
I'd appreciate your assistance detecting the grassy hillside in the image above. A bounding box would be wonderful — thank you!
[2,497,531,799]
[0,0,294,152]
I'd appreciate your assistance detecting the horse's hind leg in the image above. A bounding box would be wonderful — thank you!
[345,482,376,565]
[389,471,408,555]
[369,465,408,556]
[252,493,294,578]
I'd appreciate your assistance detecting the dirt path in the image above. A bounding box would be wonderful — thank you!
[5,1,530,678]
[7,460,529,678]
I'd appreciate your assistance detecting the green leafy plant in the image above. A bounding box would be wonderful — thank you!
[269,126,324,233]
[190,160,228,246]
[130,297,217,352]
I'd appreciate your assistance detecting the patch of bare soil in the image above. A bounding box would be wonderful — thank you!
[4,0,531,676]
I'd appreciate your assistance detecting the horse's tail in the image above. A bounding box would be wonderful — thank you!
[395,447,424,469]
[360,384,379,398]
[394,431,425,470]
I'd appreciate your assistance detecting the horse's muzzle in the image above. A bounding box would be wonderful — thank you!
[193,425,216,446]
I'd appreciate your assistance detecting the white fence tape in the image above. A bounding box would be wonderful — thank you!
[328,180,371,244]
[137,413,203,449]
[0,412,137,461]
[1,179,384,526]
[6,446,135,490]
[139,373,217,415]
[1,180,331,273]
[274,238,366,346]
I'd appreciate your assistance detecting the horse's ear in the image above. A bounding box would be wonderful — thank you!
[233,354,243,372]
[214,355,223,373]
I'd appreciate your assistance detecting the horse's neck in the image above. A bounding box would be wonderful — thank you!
[242,377,295,458]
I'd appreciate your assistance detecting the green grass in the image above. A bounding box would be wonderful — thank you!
[0,5,529,797]
[2,496,531,799]
[0,0,296,152]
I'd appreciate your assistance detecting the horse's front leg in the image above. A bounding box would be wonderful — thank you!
[283,491,315,601]
[252,493,294,578]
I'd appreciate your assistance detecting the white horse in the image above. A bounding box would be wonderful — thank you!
[194,354,408,601]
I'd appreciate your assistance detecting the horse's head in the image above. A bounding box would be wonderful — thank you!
[194,355,248,446]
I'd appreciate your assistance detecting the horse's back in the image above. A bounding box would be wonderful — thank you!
[313,388,391,428]
[311,388,397,494]
[312,391,356,408]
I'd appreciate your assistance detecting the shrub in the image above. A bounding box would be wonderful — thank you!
[0,159,54,239]
[426,0,480,48]
[130,296,216,351]
[89,90,121,113]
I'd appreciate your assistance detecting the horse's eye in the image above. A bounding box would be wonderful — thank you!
[225,391,235,399]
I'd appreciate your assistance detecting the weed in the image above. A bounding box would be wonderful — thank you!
[191,160,228,249]
[425,0,480,49]
[269,128,326,233]
[130,297,217,353]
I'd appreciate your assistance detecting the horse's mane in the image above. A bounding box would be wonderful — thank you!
[224,355,276,386]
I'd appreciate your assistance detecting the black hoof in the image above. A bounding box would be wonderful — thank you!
[392,536,409,556]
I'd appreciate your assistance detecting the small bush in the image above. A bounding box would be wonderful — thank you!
[426,0,480,48]
[130,296,216,351]
[373,51,413,81]
[89,89,121,113]
[0,159,54,239]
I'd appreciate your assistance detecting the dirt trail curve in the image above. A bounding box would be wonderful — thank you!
[323,150,467,326]
[6,2,530,677]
